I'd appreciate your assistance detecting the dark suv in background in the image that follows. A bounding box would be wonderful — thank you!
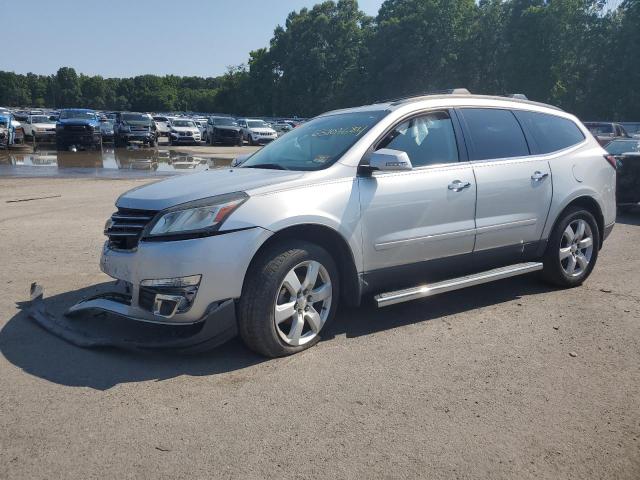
[206,116,243,146]
[114,112,158,147]
[56,109,103,151]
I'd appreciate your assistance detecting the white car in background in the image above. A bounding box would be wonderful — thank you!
[237,118,278,145]
[168,118,201,145]
[22,114,57,140]
[194,119,207,138]
[153,116,171,137]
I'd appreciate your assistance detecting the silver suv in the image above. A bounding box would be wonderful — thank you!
[82,91,616,357]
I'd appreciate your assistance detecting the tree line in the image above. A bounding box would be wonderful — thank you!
[1,0,638,120]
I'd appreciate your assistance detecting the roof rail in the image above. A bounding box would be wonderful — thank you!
[507,93,528,100]
[383,88,471,106]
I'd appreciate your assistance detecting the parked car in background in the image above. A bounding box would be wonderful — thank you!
[272,122,293,137]
[605,139,640,210]
[206,116,243,146]
[114,112,158,147]
[22,114,57,141]
[584,121,630,145]
[100,120,115,143]
[168,118,201,145]
[88,92,616,358]
[11,118,25,144]
[153,116,171,137]
[237,118,278,145]
[194,120,206,138]
[0,113,15,148]
[56,109,102,150]
[621,122,640,139]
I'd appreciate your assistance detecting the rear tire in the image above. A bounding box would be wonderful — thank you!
[238,241,340,357]
[541,206,600,288]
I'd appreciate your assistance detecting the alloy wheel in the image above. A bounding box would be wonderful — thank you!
[559,219,594,277]
[274,260,332,346]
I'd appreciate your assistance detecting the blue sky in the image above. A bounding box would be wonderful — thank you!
[1,0,384,78]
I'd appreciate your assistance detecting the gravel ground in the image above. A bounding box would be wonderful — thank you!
[0,177,638,480]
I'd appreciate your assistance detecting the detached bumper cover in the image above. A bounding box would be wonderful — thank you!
[27,286,237,353]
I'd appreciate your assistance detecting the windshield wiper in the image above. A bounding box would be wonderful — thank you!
[245,163,289,170]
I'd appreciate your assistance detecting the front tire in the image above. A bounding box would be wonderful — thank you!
[238,241,340,357]
[541,206,600,287]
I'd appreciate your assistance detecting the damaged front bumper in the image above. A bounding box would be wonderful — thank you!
[28,284,237,352]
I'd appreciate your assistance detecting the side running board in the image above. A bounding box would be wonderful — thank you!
[375,262,543,308]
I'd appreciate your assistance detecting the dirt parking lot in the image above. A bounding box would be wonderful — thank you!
[0,177,638,479]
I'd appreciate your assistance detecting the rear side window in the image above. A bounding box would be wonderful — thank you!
[515,111,585,154]
[459,108,529,161]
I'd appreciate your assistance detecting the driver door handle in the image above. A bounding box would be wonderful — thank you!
[448,180,471,192]
[531,171,549,181]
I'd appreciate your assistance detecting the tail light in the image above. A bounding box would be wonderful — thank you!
[604,154,617,169]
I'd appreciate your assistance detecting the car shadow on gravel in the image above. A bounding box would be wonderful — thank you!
[0,276,555,390]
[325,275,555,340]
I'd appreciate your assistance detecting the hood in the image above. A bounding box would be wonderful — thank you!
[117,167,303,211]
[171,126,197,132]
[213,125,241,132]
[57,118,99,127]
[250,127,276,134]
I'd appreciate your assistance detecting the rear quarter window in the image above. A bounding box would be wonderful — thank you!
[459,108,530,161]
[515,111,585,154]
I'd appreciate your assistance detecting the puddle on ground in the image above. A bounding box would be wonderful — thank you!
[0,144,232,178]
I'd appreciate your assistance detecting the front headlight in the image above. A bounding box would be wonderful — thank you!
[121,125,131,133]
[143,192,248,239]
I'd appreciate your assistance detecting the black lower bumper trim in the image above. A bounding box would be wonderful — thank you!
[27,294,238,353]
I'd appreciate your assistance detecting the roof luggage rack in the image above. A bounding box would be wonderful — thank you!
[384,88,471,106]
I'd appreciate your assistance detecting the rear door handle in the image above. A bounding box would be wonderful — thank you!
[448,180,471,192]
[531,171,549,181]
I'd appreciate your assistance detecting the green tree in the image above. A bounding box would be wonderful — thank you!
[55,67,82,107]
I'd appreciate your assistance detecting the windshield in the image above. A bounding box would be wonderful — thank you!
[31,115,54,124]
[59,110,96,121]
[122,113,151,124]
[172,120,195,127]
[586,123,613,135]
[248,120,268,129]
[606,140,640,155]
[213,117,237,126]
[241,110,387,171]
[153,116,168,122]
[622,123,640,134]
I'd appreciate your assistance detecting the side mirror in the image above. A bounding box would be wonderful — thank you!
[231,153,251,167]
[364,149,413,172]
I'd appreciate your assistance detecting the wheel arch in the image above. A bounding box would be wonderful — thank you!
[549,195,605,249]
[243,223,362,307]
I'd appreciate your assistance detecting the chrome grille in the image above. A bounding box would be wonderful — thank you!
[105,208,157,250]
